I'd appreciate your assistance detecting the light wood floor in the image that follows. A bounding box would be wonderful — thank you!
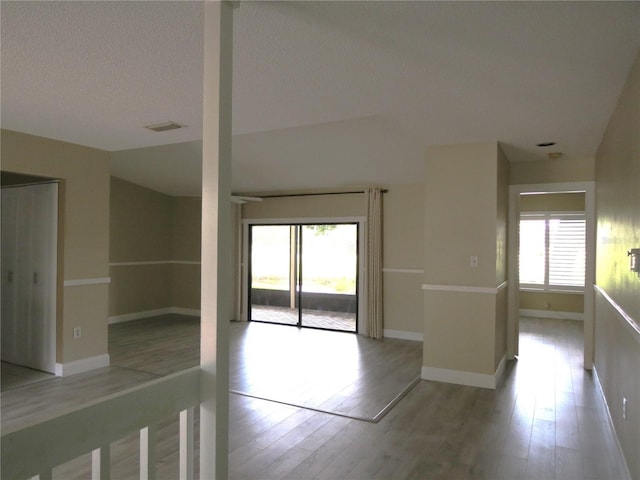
[229,321,421,420]
[1,361,54,391]
[1,316,630,479]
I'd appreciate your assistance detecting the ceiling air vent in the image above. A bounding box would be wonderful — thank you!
[145,121,185,132]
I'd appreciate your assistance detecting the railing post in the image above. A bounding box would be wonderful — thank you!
[179,408,195,480]
[92,445,111,480]
[140,424,156,480]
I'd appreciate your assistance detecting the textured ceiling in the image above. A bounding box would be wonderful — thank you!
[2,1,639,196]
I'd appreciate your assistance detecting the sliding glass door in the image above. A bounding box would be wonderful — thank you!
[249,223,358,333]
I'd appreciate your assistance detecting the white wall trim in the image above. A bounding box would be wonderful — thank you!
[108,307,201,324]
[383,268,424,274]
[383,329,424,342]
[594,284,640,344]
[422,281,508,294]
[109,308,172,324]
[519,309,584,321]
[421,354,506,390]
[172,307,201,317]
[55,354,110,377]
[63,277,111,287]
[109,260,170,266]
[109,260,201,267]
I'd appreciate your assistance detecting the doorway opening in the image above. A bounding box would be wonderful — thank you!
[248,223,358,333]
[508,182,595,369]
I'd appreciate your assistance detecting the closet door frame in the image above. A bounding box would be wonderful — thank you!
[1,181,59,373]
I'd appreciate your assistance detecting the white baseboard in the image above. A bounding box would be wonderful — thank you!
[383,329,423,342]
[171,307,200,317]
[421,355,506,390]
[108,307,201,324]
[519,309,584,321]
[55,354,110,377]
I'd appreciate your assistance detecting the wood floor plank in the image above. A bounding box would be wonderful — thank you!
[1,315,632,480]
[555,446,584,480]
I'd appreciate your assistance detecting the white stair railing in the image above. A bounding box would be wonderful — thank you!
[2,367,200,480]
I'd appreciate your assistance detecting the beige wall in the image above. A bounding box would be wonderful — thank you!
[242,192,364,219]
[383,184,425,335]
[520,291,583,313]
[424,143,499,288]
[423,142,508,377]
[110,177,172,262]
[519,192,585,212]
[510,156,595,185]
[495,146,509,365]
[496,146,509,284]
[1,129,110,364]
[109,177,173,317]
[424,291,497,373]
[171,196,202,310]
[109,177,203,317]
[172,197,202,262]
[109,264,172,315]
[593,49,640,480]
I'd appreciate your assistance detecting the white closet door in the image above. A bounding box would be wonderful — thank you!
[1,183,58,373]
[1,187,21,364]
[27,183,58,372]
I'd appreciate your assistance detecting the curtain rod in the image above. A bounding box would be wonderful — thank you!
[248,189,388,199]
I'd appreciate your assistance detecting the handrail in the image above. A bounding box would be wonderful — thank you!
[1,367,200,480]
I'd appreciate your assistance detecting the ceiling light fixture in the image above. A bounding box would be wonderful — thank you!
[536,142,556,147]
[145,121,185,132]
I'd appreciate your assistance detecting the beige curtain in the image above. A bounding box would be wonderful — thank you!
[365,188,383,339]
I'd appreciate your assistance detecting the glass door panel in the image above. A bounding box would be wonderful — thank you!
[300,224,357,332]
[249,225,298,325]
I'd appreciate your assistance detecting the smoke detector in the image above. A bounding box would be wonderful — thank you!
[145,121,185,132]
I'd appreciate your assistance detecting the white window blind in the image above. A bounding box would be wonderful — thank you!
[519,212,585,291]
[519,218,545,284]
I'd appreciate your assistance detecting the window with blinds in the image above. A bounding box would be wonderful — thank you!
[519,212,586,291]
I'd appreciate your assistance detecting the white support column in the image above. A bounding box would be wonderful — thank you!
[200,1,234,479]
[140,425,156,480]
[179,408,194,480]
[92,445,111,480]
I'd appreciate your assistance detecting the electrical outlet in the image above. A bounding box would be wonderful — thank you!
[622,397,628,420]
[73,327,82,340]
[470,256,478,268]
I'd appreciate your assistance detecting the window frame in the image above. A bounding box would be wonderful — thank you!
[519,210,586,294]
